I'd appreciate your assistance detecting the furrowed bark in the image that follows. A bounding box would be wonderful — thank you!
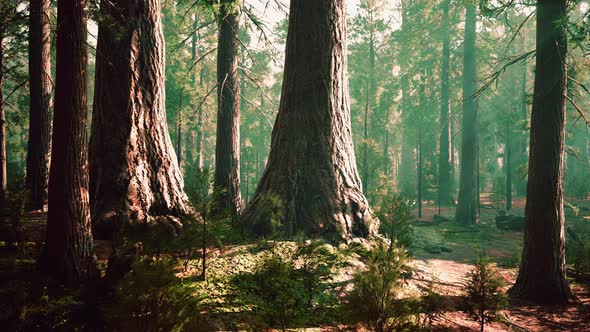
[242,0,378,242]
[89,0,192,239]
[509,0,575,304]
[39,0,98,285]
[26,0,53,211]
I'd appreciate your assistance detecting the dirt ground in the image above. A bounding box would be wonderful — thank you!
[2,195,590,331]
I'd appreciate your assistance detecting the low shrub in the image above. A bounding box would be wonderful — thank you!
[105,257,208,332]
[230,241,341,330]
[461,257,508,332]
[345,242,415,332]
[375,193,415,251]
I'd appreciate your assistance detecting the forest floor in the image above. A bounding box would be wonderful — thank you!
[1,195,590,331]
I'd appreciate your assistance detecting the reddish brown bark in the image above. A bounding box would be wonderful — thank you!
[26,0,53,211]
[508,0,575,304]
[39,0,97,285]
[213,3,242,216]
[89,0,192,239]
[242,0,378,242]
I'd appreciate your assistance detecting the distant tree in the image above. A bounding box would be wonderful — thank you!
[26,0,52,211]
[89,0,192,239]
[455,1,479,225]
[438,0,452,206]
[509,0,575,304]
[242,0,378,241]
[39,0,98,285]
[212,1,243,217]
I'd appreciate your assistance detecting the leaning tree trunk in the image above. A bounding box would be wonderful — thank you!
[89,0,192,239]
[508,0,575,304]
[213,3,242,216]
[26,0,53,211]
[39,0,97,285]
[242,0,378,242]
[438,0,452,206]
[455,3,478,225]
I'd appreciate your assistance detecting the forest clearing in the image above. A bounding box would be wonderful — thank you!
[0,0,589,330]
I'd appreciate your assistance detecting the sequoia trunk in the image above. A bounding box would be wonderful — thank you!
[508,0,575,304]
[26,0,53,211]
[89,0,191,239]
[242,0,378,242]
[213,3,242,216]
[39,0,97,285]
[455,3,479,225]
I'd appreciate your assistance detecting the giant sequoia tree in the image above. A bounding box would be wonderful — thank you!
[89,0,191,239]
[26,0,52,211]
[508,0,575,304]
[213,2,242,216]
[455,2,478,225]
[39,0,97,285]
[242,0,378,242]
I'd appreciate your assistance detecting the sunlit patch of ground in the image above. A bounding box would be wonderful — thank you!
[2,197,590,331]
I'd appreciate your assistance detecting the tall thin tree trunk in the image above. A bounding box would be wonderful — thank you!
[213,3,242,216]
[363,80,369,194]
[176,101,182,169]
[517,56,528,196]
[89,0,192,239]
[242,0,378,242]
[398,0,415,197]
[438,0,451,206]
[39,0,97,285]
[509,0,575,304]
[418,126,423,218]
[26,0,53,211]
[0,29,6,200]
[506,119,512,211]
[455,3,478,225]
[195,68,205,169]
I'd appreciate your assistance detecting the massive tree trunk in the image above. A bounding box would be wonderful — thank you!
[89,0,192,239]
[509,0,575,304]
[213,3,242,216]
[39,0,97,285]
[455,3,478,225]
[26,0,53,211]
[242,0,378,242]
[438,0,451,206]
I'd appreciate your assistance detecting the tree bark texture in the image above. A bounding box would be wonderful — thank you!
[242,0,378,242]
[26,0,53,211]
[39,0,97,285]
[89,0,192,239]
[213,3,242,216]
[508,0,575,304]
[455,3,479,225]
